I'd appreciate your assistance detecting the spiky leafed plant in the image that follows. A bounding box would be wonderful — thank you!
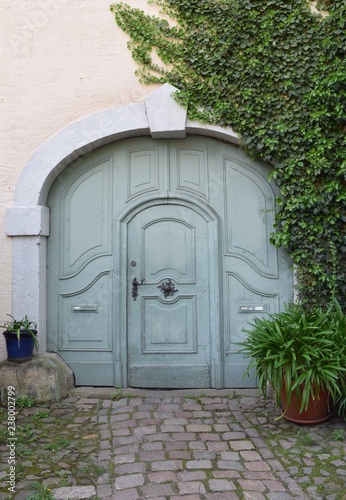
[239,300,346,413]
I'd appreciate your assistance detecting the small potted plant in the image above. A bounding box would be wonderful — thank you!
[1,315,39,362]
[238,300,346,424]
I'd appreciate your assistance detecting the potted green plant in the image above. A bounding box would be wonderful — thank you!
[238,300,346,424]
[1,315,39,363]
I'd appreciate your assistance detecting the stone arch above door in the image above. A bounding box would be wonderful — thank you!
[5,84,240,353]
[9,83,239,209]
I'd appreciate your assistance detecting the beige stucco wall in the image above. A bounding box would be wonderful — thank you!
[0,0,159,359]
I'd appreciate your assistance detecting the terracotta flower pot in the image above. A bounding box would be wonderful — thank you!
[280,385,331,424]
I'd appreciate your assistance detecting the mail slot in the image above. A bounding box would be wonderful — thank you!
[239,306,266,313]
[72,305,98,312]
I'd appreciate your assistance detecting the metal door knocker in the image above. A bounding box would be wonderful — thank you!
[131,277,145,301]
[158,279,178,299]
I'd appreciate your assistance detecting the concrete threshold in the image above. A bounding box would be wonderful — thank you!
[70,386,260,399]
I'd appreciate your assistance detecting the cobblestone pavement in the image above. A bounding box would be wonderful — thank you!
[1,388,346,500]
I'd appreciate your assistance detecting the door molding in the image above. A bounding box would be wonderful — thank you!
[5,83,240,354]
[116,194,222,388]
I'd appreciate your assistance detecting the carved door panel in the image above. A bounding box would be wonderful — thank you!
[47,158,115,385]
[221,155,289,387]
[127,204,212,388]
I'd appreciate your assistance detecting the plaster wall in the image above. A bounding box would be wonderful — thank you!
[0,0,159,359]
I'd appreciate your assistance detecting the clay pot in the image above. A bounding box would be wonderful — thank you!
[280,384,331,424]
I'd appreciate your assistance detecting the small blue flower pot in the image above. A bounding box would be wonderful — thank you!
[3,331,37,363]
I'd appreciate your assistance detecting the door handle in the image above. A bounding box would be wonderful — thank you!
[131,277,146,301]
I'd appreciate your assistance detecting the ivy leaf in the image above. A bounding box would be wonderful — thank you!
[111,0,346,310]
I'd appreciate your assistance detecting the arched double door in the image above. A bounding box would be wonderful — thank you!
[47,136,293,387]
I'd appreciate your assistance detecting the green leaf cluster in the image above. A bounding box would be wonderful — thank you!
[239,300,346,413]
[111,0,345,309]
[1,314,39,351]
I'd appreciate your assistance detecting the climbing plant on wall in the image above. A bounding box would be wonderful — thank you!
[111,0,346,310]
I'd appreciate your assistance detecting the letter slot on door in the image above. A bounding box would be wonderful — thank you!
[72,305,98,312]
[238,306,266,313]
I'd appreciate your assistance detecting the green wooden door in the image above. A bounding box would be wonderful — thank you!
[47,158,115,385]
[126,204,212,388]
[47,136,293,387]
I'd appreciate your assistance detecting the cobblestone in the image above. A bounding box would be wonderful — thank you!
[0,388,346,499]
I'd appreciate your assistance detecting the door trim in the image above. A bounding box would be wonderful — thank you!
[116,193,222,388]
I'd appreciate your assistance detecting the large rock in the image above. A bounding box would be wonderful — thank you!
[0,353,74,403]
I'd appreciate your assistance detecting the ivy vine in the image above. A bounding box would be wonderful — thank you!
[111,0,346,310]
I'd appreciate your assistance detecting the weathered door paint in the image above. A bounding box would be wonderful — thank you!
[127,204,212,388]
[47,136,293,387]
